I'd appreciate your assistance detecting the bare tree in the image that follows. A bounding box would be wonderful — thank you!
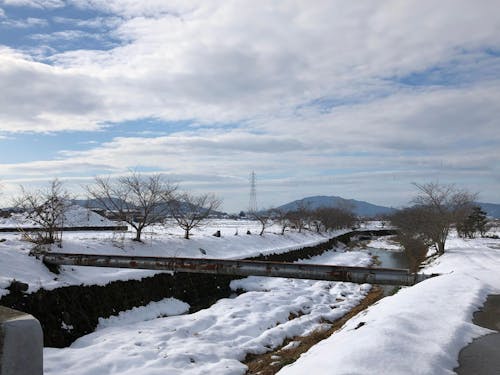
[168,192,221,239]
[314,207,357,232]
[14,179,71,244]
[251,210,273,236]
[86,173,176,242]
[391,182,476,256]
[390,206,437,270]
[286,201,311,233]
[270,208,290,235]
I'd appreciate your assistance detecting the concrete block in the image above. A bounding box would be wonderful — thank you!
[0,306,43,375]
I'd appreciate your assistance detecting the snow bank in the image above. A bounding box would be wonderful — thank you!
[62,205,118,227]
[97,298,190,330]
[278,233,500,375]
[0,205,117,228]
[44,249,372,375]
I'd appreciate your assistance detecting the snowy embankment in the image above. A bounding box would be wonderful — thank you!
[0,217,347,297]
[44,249,373,375]
[278,231,500,375]
[0,205,117,228]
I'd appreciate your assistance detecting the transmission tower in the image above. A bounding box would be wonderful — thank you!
[248,171,257,213]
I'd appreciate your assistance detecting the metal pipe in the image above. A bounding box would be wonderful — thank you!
[43,253,436,286]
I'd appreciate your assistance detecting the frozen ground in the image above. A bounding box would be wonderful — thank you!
[278,229,500,375]
[44,249,373,375]
[0,217,347,297]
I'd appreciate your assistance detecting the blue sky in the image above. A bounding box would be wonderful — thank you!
[0,1,499,212]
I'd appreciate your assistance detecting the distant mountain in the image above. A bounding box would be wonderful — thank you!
[477,202,500,218]
[277,196,396,218]
[72,198,127,210]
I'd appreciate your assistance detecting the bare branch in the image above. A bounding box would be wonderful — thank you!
[394,182,477,256]
[13,179,71,245]
[86,172,176,241]
[168,192,222,239]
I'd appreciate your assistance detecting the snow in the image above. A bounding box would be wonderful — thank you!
[281,341,301,351]
[278,231,500,375]
[0,205,117,228]
[97,298,190,330]
[10,216,498,374]
[365,236,403,251]
[0,219,347,297]
[44,249,373,375]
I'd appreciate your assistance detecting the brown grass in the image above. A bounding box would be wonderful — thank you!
[244,286,384,375]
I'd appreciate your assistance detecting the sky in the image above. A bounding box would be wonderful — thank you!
[0,0,499,213]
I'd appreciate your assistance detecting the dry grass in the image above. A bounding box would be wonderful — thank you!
[244,286,384,375]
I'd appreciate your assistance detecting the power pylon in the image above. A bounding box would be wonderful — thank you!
[249,171,257,213]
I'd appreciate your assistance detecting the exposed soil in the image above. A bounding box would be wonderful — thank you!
[244,286,384,375]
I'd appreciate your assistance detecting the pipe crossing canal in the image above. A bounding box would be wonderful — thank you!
[43,253,437,286]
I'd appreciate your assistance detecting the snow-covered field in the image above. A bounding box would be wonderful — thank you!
[278,230,500,375]
[0,216,346,297]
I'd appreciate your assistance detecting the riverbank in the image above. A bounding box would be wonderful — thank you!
[1,223,389,347]
[277,231,500,375]
[0,223,347,347]
[43,247,374,374]
[0,221,344,298]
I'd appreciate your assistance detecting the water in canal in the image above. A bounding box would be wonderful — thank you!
[356,237,411,295]
[364,246,410,269]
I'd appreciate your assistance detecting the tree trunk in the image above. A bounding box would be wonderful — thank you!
[134,228,142,242]
[184,229,190,239]
[437,241,445,254]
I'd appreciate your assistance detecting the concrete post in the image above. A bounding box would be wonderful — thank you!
[0,306,43,375]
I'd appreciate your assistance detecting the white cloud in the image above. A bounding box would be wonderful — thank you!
[0,16,47,27]
[1,1,499,134]
[1,80,498,210]
[0,1,499,209]
[30,29,102,41]
[52,16,121,29]
[0,0,65,9]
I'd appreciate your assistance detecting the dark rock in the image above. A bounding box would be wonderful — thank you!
[7,280,29,293]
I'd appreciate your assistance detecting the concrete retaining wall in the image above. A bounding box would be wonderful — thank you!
[0,306,42,375]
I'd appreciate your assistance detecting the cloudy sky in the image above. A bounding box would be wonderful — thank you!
[0,0,499,212]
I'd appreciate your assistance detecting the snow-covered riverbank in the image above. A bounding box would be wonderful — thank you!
[40,226,489,375]
[278,231,500,375]
[0,219,344,297]
[44,248,373,375]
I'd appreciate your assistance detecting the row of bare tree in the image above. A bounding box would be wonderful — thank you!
[86,174,221,241]
[13,173,221,244]
[250,204,357,236]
